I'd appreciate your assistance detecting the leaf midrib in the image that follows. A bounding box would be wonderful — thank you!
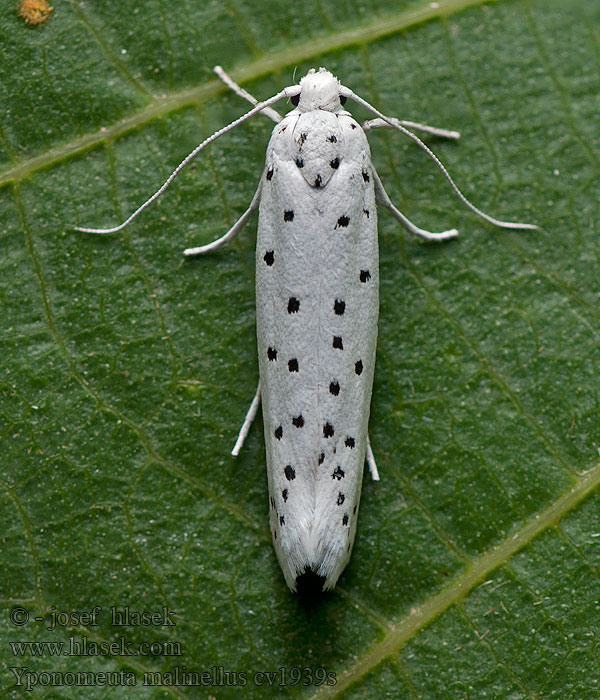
[0,0,507,188]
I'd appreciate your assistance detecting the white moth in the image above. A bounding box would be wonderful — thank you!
[75,66,535,594]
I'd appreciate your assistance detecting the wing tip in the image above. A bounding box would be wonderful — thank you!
[295,567,327,601]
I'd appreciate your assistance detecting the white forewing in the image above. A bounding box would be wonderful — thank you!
[256,107,379,590]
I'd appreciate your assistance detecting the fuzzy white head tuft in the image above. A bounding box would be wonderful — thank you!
[296,67,344,112]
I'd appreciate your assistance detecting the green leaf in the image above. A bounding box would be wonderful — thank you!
[1,0,599,698]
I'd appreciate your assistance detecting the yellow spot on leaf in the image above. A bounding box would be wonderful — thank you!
[18,0,53,25]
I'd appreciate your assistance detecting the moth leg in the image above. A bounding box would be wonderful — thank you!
[184,179,262,256]
[214,66,283,124]
[366,436,380,482]
[373,169,459,242]
[363,117,460,141]
[231,381,261,456]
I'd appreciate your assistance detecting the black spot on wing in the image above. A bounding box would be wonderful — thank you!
[333,299,345,315]
[287,297,300,313]
[332,466,345,480]
[264,250,274,266]
[292,415,304,428]
[335,215,350,229]
[284,210,294,222]
[284,465,296,481]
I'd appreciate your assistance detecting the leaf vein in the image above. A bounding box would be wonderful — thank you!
[310,463,600,698]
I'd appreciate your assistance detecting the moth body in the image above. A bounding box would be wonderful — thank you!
[256,72,378,590]
[75,66,536,594]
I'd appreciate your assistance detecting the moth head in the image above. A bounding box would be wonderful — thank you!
[289,67,347,112]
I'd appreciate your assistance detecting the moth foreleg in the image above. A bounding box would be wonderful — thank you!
[363,117,460,141]
[214,66,283,124]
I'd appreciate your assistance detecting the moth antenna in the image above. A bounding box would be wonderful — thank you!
[344,88,538,231]
[73,89,290,235]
